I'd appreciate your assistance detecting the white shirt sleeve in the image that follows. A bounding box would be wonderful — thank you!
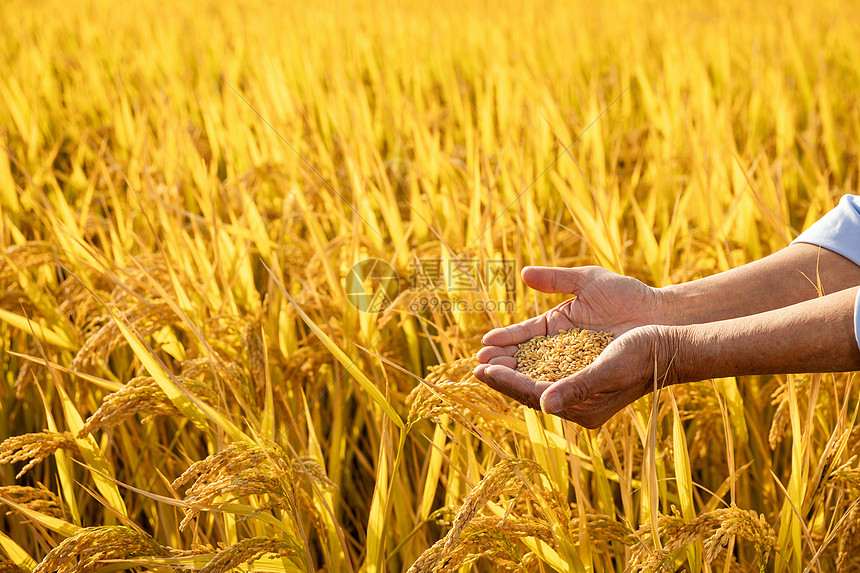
[791,194,860,351]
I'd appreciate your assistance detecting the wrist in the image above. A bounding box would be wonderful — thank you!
[653,285,684,326]
[653,324,687,387]
[666,324,705,385]
[630,324,686,395]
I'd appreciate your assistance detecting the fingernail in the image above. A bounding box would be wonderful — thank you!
[541,392,562,414]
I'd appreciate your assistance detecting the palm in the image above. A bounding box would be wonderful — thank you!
[474,266,660,411]
[548,327,658,427]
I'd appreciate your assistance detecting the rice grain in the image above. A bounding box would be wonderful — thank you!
[515,329,613,382]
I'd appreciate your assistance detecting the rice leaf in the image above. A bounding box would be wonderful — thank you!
[671,390,701,573]
[107,307,209,431]
[270,268,403,428]
[53,382,128,517]
[0,308,75,350]
[0,530,37,572]
[0,496,79,537]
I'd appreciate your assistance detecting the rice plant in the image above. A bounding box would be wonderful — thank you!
[1,0,859,571]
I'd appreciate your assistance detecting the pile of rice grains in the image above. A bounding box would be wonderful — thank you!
[514,328,614,382]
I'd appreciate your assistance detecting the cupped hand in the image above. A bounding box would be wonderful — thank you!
[474,325,681,428]
[474,265,662,373]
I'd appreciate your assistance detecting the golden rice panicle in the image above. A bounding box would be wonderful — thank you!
[424,358,481,387]
[443,458,544,549]
[628,509,715,571]
[0,244,58,285]
[70,302,176,373]
[703,505,776,570]
[408,517,550,573]
[0,432,79,478]
[241,322,267,394]
[13,359,42,399]
[768,379,791,448]
[627,505,775,573]
[836,499,860,569]
[637,550,675,573]
[0,484,63,518]
[408,523,545,573]
[199,537,299,573]
[56,273,104,331]
[407,357,511,426]
[172,441,333,532]
[78,376,217,437]
[172,442,293,531]
[32,526,167,573]
[670,383,724,461]
[831,456,860,488]
[515,328,613,382]
[172,440,293,491]
[0,558,23,573]
[584,513,635,546]
[409,459,548,572]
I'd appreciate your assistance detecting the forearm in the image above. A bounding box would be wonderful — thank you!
[670,286,860,382]
[658,244,860,325]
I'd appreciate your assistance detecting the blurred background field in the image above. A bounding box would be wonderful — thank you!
[1,0,859,570]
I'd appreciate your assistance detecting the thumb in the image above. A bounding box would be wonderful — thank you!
[539,369,596,414]
[521,266,603,295]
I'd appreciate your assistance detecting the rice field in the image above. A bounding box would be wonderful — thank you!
[1,0,860,571]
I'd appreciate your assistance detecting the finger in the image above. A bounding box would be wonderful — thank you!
[473,363,491,384]
[482,365,554,395]
[481,314,548,347]
[476,345,519,364]
[539,369,596,415]
[521,265,603,295]
[473,363,527,384]
[482,364,550,410]
[488,355,517,368]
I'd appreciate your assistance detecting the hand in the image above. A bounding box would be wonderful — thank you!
[476,325,680,428]
[474,265,662,381]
